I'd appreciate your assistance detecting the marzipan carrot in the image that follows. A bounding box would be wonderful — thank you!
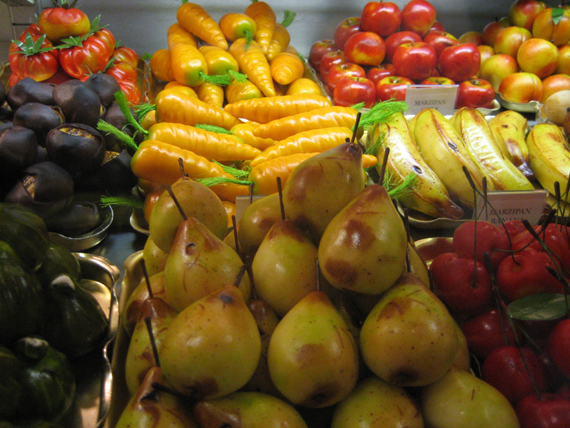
[266,10,296,60]
[131,139,249,202]
[229,38,275,97]
[249,127,354,167]
[147,122,261,161]
[244,0,276,54]
[195,81,225,109]
[176,1,228,50]
[251,106,359,139]
[167,22,198,47]
[286,77,323,96]
[230,122,276,150]
[149,48,174,82]
[167,23,208,87]
[155,86,242,130]
[270,51,305,86]
[223,93,332,123]
[225,77,263,104]
[164,81,199,97]
[140,110,157,131]
[219,12,257,42]
[198,45,239,76]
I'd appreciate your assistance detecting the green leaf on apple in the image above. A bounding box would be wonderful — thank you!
[508,292,570,321]
[552,8,565,25]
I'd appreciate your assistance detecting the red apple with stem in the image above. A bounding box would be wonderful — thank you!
[333,16,362,50]
[319,50,347,81]
[481,16,512,47]
[493,26,532,57]
[309,39,337,70]
[438,42,481,83]
[326,62,366,91]
[392,41,437,81]
[455,77,495,109]
[375,75,413,101]
[459,30,483,46]
[452,220,510,271]
[516,393,570,428]
[360,1,401,37]
[423,30,459,60]
[420,76,455,85]
[532,7,570,46]
[384,30,423,63]
[547,318,570,380]
[366,63,395,86]
[400,0,437,37]
[333,75,376,108]
[509,0,548,31]
[343,31,386,66]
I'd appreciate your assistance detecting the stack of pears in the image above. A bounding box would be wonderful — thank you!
[112,142,521,428]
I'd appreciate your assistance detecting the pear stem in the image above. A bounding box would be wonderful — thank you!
[403,208,411,274]
[277,176,286,220]
[315,258,321,292]
[140,258,153,299]
[234,264,248,288]
[232,215,240,254]
[144,317,161,368]
[166,184,187,221]
[378,147,390,187]
[350,112,362,144]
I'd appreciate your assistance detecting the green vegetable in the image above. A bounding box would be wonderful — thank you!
[35,241,81,287]
[0,345,25,420]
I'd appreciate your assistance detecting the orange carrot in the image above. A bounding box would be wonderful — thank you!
[244,0,276,55]
[176,1,228,50]
[195,81,225,109]
[167,23,207,87]
[270,51,305,86]
[229,38,275,97]
[149,48,174,82]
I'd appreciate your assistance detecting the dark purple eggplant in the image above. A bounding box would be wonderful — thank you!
[13,103,64,147]
[0,122,13,133]
[83,73,121,108]
[102,101,144,151]
[4,161,74,218]
[75,149,138,193]
[0,126,38,179]
[44,202,102,236]
[45,123,106,181]
[6,78,56,111]
[52,80,103,128]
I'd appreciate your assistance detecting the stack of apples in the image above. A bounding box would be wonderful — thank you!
[309,0,495,110]
[473,0,570,105]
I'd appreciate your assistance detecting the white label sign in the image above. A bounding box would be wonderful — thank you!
[405,84,459,116]
[474,190,549,226]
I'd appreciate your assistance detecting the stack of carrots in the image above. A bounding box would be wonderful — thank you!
[129,0,391,221]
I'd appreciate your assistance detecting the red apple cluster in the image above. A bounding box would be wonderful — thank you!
[471,0,570,105]
[429,218,570,426]
[308,0,496,109]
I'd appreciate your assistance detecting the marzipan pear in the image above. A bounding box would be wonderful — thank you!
[237,193,282,257]
[251,219,318,317]
[124,295,178,395]
[115,367,198,428]
[282,141,366,242]
[318,183,407,295]
[193,391,309,428]
[149,178,228,253]
[163,217,251,312]
[420,366,520,428]
[267,290,359,408]
[122,271,167,336]
[408,242,430,287]
[142,235,169,277]
[452,321,471,372]
[360,272,458,387]
[331,376,424,428]
[160,285,261,400]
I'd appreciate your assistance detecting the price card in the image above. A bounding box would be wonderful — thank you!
[405,84,459,116]
[474,190,549,226]
[234,195,266,223]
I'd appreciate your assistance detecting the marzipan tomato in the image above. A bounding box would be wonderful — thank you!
[111,45,139,69]
[117,79,141,105]
[38,1,91,43]
[105,60,138,84]
[9,33,60,81]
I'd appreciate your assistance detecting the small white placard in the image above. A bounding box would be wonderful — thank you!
[234,194,266,223]
[474,190,549,226]
[405,84,459,116]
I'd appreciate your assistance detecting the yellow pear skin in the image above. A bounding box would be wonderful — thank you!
[267,290,359,408]
[318,184,407,295]
[251,219,319,317]
[122,271,167,336]
[115,367,198,428]
[142,235,169,278]
[331,376,424,428]
[160,285,261,400]
[193,391,309,428]
[237,193,282,258]
[124,296,178,395]
[163,217,251,312]
[149,178,228,253]
[420,366,520,428]
[360,272,458,387]
[282,141,366,243]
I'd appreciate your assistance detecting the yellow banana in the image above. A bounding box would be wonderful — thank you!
[412,108,494,210]
[451,107,534,192]
[367,112,465,219]
[488,110,535,180]
[526,123,570,202]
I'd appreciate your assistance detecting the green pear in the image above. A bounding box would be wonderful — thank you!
[360,272,458,387]
[142,235,169,277]
[318,184,407,295]
[251,219,318,317]
[452,321,471,372]
[124,295,178,395]
[160,285,261,400]
[193,391,309,428]
[267,290,359,408]
[242,299,282,397]
[408,242,430,287]
[163,217,251,312]
[115,366,198,428]
[331,375,424,428]
[420,366,520,428]
[237,193,282,257]
[149,178,228,253]
[122,271,167,336]
[282,141,366,243]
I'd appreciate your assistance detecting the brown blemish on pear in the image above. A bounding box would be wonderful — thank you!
[180,377,220,400]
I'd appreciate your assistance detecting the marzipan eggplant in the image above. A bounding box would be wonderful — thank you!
[0,202,50,271]
[6,78,56,111]
[102,102,144,151]
[0,241,45,345]
[83,73,121,108]
[13,103,64,147]
[44,202,102,237]
[52,80,103,128]
[36,241,81,287]
[75,149,138,193]
[0,345,25,420]
[42,274,109,358]
[0,125,38,181]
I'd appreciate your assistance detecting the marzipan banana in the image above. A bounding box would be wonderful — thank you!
[367,112,465,219]
[488,109,534,180]
[412,108,494,210]
[451,107,534,192]
[526,123,570,202]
